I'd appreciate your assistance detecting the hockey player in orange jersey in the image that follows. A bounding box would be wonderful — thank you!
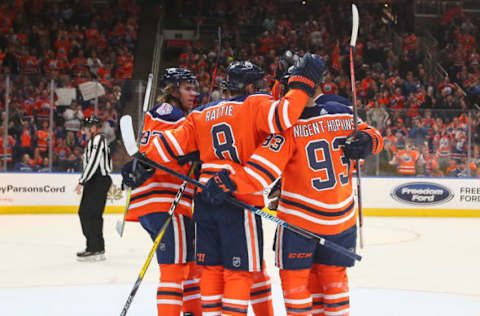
[202,86,383,316]
[138,54,326,315]
[121,68,201,316]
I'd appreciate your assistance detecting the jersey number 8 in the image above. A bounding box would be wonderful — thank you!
[211,123,241,163]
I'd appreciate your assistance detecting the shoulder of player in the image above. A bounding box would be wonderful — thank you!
[315,94,353,108]
[147,103,185,123]
[298,102,353,121]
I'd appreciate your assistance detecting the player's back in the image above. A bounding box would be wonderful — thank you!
[278,102,358,235]
[190,93,276,204]
[126,103,194,221]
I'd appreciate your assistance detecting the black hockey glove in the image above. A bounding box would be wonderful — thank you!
[176,151,201,166]
[287,53,326,97]
[343,131,373,160]
[121,159,155,189]
[201,170,237,205]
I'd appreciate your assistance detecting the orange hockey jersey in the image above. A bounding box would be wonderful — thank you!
[222,101,383,235]
[143,89,309,206]
[126,103,195,221]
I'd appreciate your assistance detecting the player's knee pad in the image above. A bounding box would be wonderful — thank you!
[186,261,202,280]
[280,269,312,315]
[313,264,348,290]
[159,263,189,283]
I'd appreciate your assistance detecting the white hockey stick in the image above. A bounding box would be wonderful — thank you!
[116,73,153,237]
[120,115,362,262]
[349,4,365,248]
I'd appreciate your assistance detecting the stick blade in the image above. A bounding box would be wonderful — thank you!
[350,4,359,47]
[120,115,139,156]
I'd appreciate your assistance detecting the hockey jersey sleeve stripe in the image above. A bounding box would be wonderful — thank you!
[280,198,354,218]
[250,154,282,176]
[159,132,179,159]
[274,105,284,132]
[132,182,195,195]
[129,197,192,210]
[165,130,184,156]
[201,163,236,174]
[153,137,171,163]
[277,204,356,226]
[282,99,292,128]
[130,189,193,202]
[247,161,276,182]
[245,166,270,189]
[282,190,354,209]
[267,100,278,134]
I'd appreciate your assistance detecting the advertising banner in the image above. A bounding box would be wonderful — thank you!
[0,173,126,214]
[0,174,479,216]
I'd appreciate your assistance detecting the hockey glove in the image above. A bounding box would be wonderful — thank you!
[121,159,155,189]
[287,53,326,97]
[275,58,289,81]
[343,131,373,160]
[177,151,201,166]
[201,170,237,205]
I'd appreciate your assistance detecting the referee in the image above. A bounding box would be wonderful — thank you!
[75,115,112,262]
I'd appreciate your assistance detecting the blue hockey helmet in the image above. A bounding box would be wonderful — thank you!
[222,61,265,91]
[161,68,198,89]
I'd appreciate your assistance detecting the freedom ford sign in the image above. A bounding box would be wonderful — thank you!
[391,182,453,205]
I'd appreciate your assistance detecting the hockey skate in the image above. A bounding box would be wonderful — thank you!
[76,250,106,262]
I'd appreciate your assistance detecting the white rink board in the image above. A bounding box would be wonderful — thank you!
[359,176,480,210]
[0,173,479,216]
[0,173,126,212]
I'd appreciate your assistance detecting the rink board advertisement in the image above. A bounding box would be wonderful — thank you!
[0,173,126,214]
[359,177,480,217]
[0,174,479,216]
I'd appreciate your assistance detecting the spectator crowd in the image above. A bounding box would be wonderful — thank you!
[0,0,139,172]
[1,0,479,178]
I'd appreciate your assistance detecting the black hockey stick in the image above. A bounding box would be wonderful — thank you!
[120,115,361,262]
[349,4,365,248]
[206,26,221,104]
[116,73,154,237]
[119,163,196,316]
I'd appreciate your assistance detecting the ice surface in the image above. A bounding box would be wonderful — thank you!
[1,214,479,315]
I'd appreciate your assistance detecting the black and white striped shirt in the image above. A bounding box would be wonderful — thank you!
[79,133,112,184]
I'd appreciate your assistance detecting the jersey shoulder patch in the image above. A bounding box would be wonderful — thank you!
[149,103,185,122]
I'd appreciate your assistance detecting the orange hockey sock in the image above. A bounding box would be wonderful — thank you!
[157,263,189,316]
[200,265,224,315]
[250,263,274,316]
[222,269,254,315]
[182,262,202,315]
[315,264,349,316]
[280,268,312,316]
[308,264,324,315]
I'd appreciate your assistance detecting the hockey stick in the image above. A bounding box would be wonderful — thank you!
[349,4,364,248]
[116,73,154,237]
[119,164,195,316]
[206,26,221,104]
[120,115,361,262]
